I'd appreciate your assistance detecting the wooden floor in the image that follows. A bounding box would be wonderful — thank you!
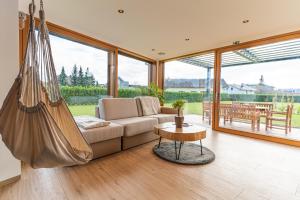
[221,121,300,141]
[1,127,300,199]
[198,113,300,141]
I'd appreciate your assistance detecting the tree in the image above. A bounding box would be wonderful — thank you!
[90,74,96,86]
[58,66,67,86]
[84,67,90,86]
[70,64,78,86]
[84,67,96,86]
[78,66,85,86]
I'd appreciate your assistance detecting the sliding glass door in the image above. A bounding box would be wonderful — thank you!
[216,38,300,141]
[164,52,215,125]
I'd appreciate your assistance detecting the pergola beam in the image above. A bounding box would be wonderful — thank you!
[233,49,261,63]
[179,58,213,68]
[222,55,300,67]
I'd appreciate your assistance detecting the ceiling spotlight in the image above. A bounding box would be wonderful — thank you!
[185,38,190,41]
[118,9,125,14]
[158,52,166,56]
[233,41,240,45]
[151,49,156,51]
[242,19,249,24]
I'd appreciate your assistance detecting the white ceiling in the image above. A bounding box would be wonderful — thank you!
[19,0,300,60]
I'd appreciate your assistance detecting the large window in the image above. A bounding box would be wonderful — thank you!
[217,38,300,141]
[164,53,214,120]
[50,34,109,116]
[118,54,151,97]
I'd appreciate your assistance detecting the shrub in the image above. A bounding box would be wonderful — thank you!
[59,86,300,105]
[60,86,107,105]
[118,87,148,98]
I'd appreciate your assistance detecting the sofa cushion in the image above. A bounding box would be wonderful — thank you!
[138,96,161,116]
[75,116,110,129]
[143,114,175,123]
[99,98,139,120]
[135,97,143,117]
[111,117,158,137]
[80,122,124,144]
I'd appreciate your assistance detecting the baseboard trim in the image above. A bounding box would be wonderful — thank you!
[0,175,20,188]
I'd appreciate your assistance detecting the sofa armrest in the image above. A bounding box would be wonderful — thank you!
[95,106,100,118]
[160,106,178,114]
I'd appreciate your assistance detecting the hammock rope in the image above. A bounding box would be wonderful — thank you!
[0,0,93,168]
[37,0,62,104]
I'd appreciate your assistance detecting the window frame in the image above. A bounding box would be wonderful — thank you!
[19,17,157,98]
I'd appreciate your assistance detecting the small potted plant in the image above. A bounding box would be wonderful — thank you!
[172,100,186,128]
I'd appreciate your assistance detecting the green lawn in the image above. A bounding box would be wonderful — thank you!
[164,102,202,115]
[68,102,300,127]
[69,105,96,116]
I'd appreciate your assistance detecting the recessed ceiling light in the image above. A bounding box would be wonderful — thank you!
[185,38,190,41]
[242,19,249,24]
[118,9,125,14]
[158,52,166,56]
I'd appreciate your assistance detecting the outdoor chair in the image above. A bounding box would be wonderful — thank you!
[254,103,274,119]
[219,103,232,125]
[265,104,293,134]
[202,101,212,125]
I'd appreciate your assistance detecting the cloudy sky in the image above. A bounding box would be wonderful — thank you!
[165,58,300,90]
[50,34,300,90]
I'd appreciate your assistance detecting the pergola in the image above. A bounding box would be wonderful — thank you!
[179,38,300,97]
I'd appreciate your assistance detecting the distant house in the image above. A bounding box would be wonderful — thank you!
[118,77,129,87]
[223,75,275,94]
[164,78,228,92]
[253,83,275,94]
[223,84,256,94]
[278,88,300,94]
[251,75,274,94]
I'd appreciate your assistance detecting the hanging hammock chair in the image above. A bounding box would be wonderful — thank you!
[0,0,93,168]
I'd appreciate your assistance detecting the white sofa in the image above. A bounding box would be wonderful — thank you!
[79,122,124,159]
[85,96,177,157]
[98,97,177,150]
[80,96,177,159]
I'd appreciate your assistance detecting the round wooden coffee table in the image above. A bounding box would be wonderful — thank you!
[154,122,206,160]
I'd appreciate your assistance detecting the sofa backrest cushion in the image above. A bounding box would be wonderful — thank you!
[135,97,143,117]
[99,98,139,120]
[137,96,161,116]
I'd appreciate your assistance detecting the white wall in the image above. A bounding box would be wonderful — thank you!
[0,0,21,182]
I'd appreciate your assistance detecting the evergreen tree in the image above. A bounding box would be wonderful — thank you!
[70,64,78,86]
[59,66,67,86]
[90,74,96,86]
[84,67,90,86]
[78,66,85,86]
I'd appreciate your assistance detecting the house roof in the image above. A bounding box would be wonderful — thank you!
[164,78,228,88]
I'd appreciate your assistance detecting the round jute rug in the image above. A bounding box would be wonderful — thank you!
[153,142,215,165]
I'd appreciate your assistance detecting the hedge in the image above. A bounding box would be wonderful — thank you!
[60,86,300,105]
[118,87,148,98]
[61,86,148,105]
[60,86,107,105]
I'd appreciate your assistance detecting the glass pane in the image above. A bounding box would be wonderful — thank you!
[50,34,108,116]
[164,53,215,125]
[118,54,150,97]
[218,38,300,141]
